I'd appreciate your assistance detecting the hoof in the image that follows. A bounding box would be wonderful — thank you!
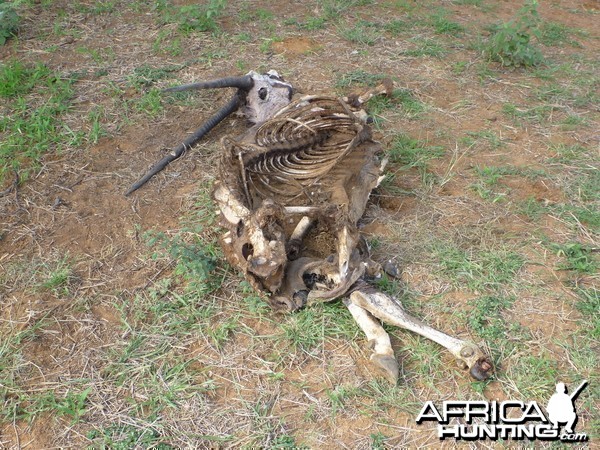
[469,356,494,381]
[383,260,400,279]
[371,354,399,385]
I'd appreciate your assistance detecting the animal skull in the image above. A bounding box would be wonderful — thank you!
[127,71,494,384]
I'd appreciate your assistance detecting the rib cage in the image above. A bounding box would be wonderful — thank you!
[242,96,365,205]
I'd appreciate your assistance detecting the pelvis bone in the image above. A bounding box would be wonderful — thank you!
[127,71,493,384]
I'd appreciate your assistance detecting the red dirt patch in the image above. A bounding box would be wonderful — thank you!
[272,37,320,57]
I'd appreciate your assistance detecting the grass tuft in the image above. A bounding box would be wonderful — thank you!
[387,134,444,168]
[161,0,226,34]
[550,242,598,275]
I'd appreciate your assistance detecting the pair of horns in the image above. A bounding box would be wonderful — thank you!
[125,76,253,196]
[163,75,254,93]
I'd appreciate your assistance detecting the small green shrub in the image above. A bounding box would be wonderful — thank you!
[485,0,544,67]
[0,62,77,182]
[0,1,19,45]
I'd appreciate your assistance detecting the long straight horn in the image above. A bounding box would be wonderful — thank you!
[163,75,254,93]
[125,91,244,196]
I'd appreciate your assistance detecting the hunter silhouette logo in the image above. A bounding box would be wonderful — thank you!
[546,381,588,435]
[416,380,589,442]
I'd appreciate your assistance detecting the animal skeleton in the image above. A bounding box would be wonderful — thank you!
[127,71,493,383]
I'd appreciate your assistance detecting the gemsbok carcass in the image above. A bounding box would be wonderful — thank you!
[126,71,493,384]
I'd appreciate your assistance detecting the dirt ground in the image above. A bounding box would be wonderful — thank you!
[0,0,598,448]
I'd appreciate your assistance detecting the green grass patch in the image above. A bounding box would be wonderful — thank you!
[534,83,595,110]
[561,114,588,129]
[142,186,223,301]
[276,301,358,355]
[133,88,164,118]
[538,21,581,47]
[74,0,118,16]
[550,144,590,165]
[362,378,422,414]
[335,69,386,90]
[387,134,444,168]
[0,1,19,45]
[302,16,327,30]
[42,387,92,423]
[152,29,182,56]
[161,0,226,34]
[472,165,546,189]
[429,11,464,35]
[502,102,554,123]
[507,354,558,399]
[0,60,53,98]
[474,166,516,185]
[550,242,598,275]
[0,314,56,422]
[516,196,548,220]
[452,0,483,5]
[37,256,75,296]
[319,0,374,21]
[285,16,327,31]
[516,199,599,233]
[557,204,599,232]
[404,37,447,57]
[366,89,425,125]
[88,424,177,450]
[461,130,503,149]
[433,243,524,292]
[339,20,380,45]
[384,18,413,36]
[371,432,389,450]
[326,384,361,416]
[574,288,599,340]
[467,295,515,342]
[567,170,600,203]
[470,180,508,202]
[400,334,443,381]
[128,64,183,89]
[0,61,81,182]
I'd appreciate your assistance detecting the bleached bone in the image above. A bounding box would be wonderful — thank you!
[287,216,314,260]
[344,298,399,384]
[349,289,492,380]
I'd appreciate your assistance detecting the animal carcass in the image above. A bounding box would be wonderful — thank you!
[127,71,493,383]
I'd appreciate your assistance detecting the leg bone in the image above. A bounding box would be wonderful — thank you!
[349,289,493,380]
[344,299,399,384]
[287,216,314,260]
